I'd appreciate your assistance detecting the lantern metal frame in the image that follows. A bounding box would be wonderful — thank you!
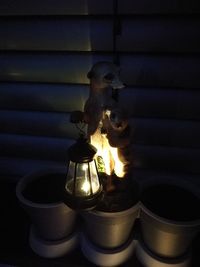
[63,135,103,210]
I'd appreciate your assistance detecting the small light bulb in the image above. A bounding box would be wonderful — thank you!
[82,164,88,171]
[81,181,90,193]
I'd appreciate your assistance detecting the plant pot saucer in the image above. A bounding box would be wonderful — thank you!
[29,225,79,258]
[80,232,137,267]
[136,240,191,267]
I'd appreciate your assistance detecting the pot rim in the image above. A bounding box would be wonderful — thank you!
[84,201,140,218]
[16,168,68,209]
[140,202,200,228]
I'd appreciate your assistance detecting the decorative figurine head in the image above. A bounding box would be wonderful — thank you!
[105,108,128,132]
[87,61,124,90]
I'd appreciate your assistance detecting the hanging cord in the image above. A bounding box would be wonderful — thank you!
[75,122,87,137]
[112,0,121,102]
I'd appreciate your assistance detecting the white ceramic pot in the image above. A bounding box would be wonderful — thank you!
[81,231,137,267]
[81,202,140,249]
[136,239,191,267]
[29,225,79,258]
[16,169,77,241]
[140,183,200,258]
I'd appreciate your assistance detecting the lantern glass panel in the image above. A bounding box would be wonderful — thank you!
[65,161,100,198]
[67,160,75,179]
[65,160,76,194]
[75,163,91,197]
[89,161,100,193]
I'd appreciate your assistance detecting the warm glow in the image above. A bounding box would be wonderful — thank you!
[81,181,90,193]
[110,146,125,178]
[81,180,99,194]
[81,162,99,194]
[66,176,99,196]
[90,131,125,178]
[82,163,88,171]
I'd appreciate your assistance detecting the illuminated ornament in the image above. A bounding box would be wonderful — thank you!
[63,135,102,210]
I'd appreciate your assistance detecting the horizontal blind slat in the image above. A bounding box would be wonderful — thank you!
[131,118,200,148]
[1,53,200,87]
[1,0,200,15]
[0,0,113,16]
[0,111,78,139]
[133,145,200,174]
[0,19,113,51]
[0,134,73,161]
[0,83,88,112]
[118,0,200,14]
[0,157,65,179]
[0,53,112,84]
[1,134,200,173]
[1,111,200,148]
[1,84,200,120]
[120,55,200,88]
[118,18,200,53]
[119,87,200,120]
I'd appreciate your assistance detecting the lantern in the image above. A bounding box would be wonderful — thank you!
[63,135,102,210]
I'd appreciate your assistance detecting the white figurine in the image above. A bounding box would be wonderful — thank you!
[71,61,133,192]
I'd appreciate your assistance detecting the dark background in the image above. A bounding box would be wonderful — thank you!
[0,0,200,266]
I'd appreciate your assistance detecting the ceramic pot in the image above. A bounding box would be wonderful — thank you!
[29,225,79,258]
[16,169,77,241]
[81,231,137,267]
[81,202,140,249]
[136,239,191,267]
[140,183,200,258]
